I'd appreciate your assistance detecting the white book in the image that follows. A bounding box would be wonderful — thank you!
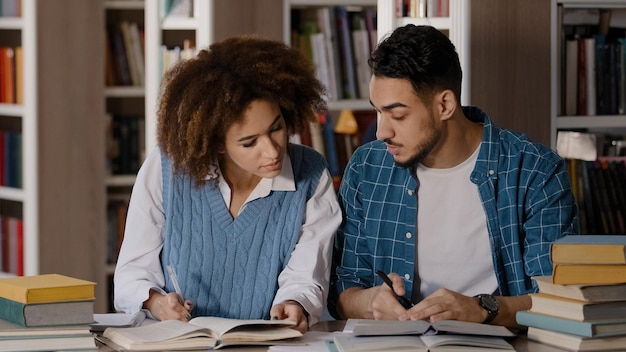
[119,21,140,86]
[129,22,145,86]
[585,37,596,116]
[310,32,332,101]
[351,28,371,100]
[316,7,342,100]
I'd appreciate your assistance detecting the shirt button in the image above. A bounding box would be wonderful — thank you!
[404,274,411,280]
[407,189,413,196]
[489,170,495,175]
[406,232,412,239]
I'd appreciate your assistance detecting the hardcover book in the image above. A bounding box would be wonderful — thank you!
[516,310,626,338]
[0,335,96,352]
[0,317,92,338]
[550,234,626,264]
[101,316,303,350]
[552,263,626,285]
[0,296,94,327]
[529,293,626,321]
[0,274,96,304]
[527,327,626,352]
[533,275,626,302]
[0,317,95,352]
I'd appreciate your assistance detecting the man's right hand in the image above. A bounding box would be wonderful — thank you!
[337,273,411,320]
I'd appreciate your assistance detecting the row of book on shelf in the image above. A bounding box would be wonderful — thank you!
[0,46,22,105]
[291,6,376,101]
[106,114,145,176]
[106,199,127,265]
[565,155,626,235]
[0,215,22,276]
[0,0,20,18]
[106,21,197,88]
[0,273,97,351]
[159,0,193,19]
[516,234,626,351]
[297,109,376,189]
[105,21,145,87]
[560,7,626,116]
[395,0,450,19]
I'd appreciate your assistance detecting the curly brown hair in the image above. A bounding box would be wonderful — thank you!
[157,34,327,186]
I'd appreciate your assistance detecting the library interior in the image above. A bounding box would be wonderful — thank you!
[1,0,626,351]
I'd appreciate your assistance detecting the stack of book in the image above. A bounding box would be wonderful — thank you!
[0,273,97,351]
[517,235,626,351]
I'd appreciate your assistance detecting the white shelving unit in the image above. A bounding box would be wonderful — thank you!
[0,0,36,276]
[550,0,626,148]
[103,0,214,311]
[377,0,471,105]
[1,0,106,311]
[104,0,145,189]
[144,0,214,152]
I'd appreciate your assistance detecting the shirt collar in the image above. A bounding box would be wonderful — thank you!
[217,152,296,205]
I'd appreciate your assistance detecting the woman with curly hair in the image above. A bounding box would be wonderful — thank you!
[113,35,341,333]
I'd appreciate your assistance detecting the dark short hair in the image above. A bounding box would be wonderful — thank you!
[369,24,462,104]
[157,35,326,186]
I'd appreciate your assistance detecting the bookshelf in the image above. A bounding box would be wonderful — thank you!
[283,0,376,110]
[283,0,470,182]
[0,0,107,310]
[551,0,626,235]
[377,0,471,105]
[144,0,213,152]
[103,0,214,311]
[550,0,626,149]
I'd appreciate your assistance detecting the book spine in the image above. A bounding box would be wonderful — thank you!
[0,296,27,326]
[334,6,358,99]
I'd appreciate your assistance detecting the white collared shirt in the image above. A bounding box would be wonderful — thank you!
[114,146,341,325]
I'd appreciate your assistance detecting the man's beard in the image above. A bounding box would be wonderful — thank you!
[393,116,441,169]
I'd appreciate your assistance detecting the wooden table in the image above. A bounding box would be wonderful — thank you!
[96,320,567,351]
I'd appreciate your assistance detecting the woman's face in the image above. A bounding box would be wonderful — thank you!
[221,99,288,179]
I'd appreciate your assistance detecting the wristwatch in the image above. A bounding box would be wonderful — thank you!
[475,294,499,324]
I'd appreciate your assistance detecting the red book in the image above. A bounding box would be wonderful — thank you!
[16,218,23,276]
[1,47,15,104]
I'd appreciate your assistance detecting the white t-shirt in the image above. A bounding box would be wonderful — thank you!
[416,146,498,298]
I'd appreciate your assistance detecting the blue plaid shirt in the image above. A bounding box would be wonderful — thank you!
[330,106,579,307]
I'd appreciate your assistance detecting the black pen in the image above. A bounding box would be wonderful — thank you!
[376,270,414,309]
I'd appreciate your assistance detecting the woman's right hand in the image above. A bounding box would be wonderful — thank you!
[144,290,193,322]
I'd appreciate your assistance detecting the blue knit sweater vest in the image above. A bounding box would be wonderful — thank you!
[160,144,326,319]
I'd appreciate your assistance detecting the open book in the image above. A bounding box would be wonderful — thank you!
[101,316,303,350]
[90,311,146,333]
[333,333,515,352]
[345,319,515,337]
[336,319,516,352]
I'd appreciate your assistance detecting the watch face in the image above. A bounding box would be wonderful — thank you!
[480,294,499,312]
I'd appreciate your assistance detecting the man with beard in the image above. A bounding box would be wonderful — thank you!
[328,25,579,328]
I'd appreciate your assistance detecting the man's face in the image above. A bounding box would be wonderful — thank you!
[370,76,441,168]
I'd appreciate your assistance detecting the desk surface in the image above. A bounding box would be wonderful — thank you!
[96,320,567,352]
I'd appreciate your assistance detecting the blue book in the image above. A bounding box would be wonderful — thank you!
[334,6,358,99]
[517,310,626,338]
